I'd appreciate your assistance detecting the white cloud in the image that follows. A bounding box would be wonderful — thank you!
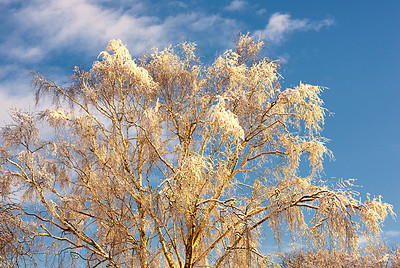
[2,0,239,62]
[0,65,37,124]
[0,63,77,124]
[255,12,334,44]
[225,0,246,11]
[12,0,163,56]
[277,53,290,64]
[0,0,240,117]
[283,241,304,253]
[385,230,400,237]
[167,1,187,8]
[256,8,267,16]
[8,46,44,63]
[0,86,34,124]
[358,235,368,247]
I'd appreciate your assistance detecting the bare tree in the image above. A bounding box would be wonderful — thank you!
[279,242,400,268]
[0,34,395,267]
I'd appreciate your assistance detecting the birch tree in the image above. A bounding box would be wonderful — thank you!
[0,34,395,267]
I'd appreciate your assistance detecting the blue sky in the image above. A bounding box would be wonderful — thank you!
[0,0,399,246]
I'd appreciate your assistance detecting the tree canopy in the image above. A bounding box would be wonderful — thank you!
[0,34,397,267]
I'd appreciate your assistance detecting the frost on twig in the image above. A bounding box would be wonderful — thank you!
[207,96,244,141]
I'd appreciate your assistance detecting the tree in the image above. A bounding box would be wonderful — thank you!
[279,242,400,267]
[0,34,395,267]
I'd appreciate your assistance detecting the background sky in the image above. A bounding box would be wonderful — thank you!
[0,0,399,247]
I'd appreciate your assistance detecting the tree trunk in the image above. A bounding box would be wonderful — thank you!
[184,221,195,268]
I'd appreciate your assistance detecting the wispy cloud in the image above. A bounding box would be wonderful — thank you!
[385,230,400,238]
[8,0,164,57]
[256,8,267,16]
[255,12,334,44]
[0,0,240,121]
[167,1,187,8]
[358,235,368,247]
[277,53,290,64]
[1,0,239,62]
[0,81,34,123]
[225,0,246,11]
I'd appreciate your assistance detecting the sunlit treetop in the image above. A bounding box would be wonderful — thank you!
[0,34,396,268]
